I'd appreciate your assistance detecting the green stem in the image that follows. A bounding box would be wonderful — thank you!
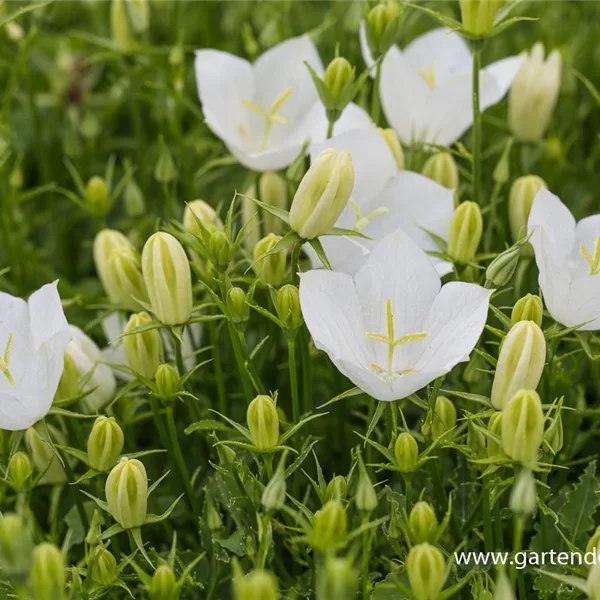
[326,119,335,139]
[299,327,313,415]
[237,330,266,394]
[288,337,300,423]
[371,61,382,125]
[471,40,483,205]
[404,477,412,514]
[228,323,254,402]
[208,321,227,414]
[291,241,302,285]
[361,514,373,599]
[513,516,526,598]
[482,476,494,553]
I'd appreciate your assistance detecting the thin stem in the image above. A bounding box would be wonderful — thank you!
[291,241,302,285]
[371,61,382,125]
[404,477,412,514]
[299,328,313,415]
[326,119,335,139]
[237,330,266,394]
[361,514,373,599]
[288,336,300,423]
[482,476,494,553]
[471,40,483,205]
[513,516,527,598]
[208,321,227,414]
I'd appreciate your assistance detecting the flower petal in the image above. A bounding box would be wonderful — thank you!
[482,55,523,108]
[564,275,600,331]
[0,292,30,391]
[359,21,376,72]
[0,393,31,431]
[528,189,576,256]
[225,142,306,172]
[27,281,70,349]
[307,102,374,145]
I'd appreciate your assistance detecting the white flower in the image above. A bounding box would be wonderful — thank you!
[300,230,492,401]
[66,326,116,412]
[0,282,71,431]
[360,27,521,146]
[306,127,455,276]
[528,189,600,331]
[194,35,372,172]
[509,42,562,142]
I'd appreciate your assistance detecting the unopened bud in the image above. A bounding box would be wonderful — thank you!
[325,475,348,501]
[289,148,354,240]
[487,412,505,459]
[31,543,65,600]
[154,138,177,183]
[262,463,287,511]
[589,563,600,600]
[155,363,180,399]
[427,396,457,443]
[509,469,537,517]
[587,526,600,555]
[276,284,303,330]
[422,152,459,190]
[208,230,231,269]
[490,321,546,410]
[8,452,33,491]
[206,492,223,531]
[93,229,136,304]
[125,0,150,34]
[124,175,145,217]
[86,510,102,547]
[324,57,355,109]
[93,547,118,586]
[87,416,124,472]
[0,513,33,580]
[247,395,280,450]
[448,201,483,263]
[365,0,402,58]
[409,501,438,544]
[486,243,522,288]
[502,390,545,464]
[150,564,177,600]
[105,457,148,529]
[407,543,447,600]
[253,234,286,287]
[378,128,404,170]
[234,568,279,600]
[25,425,66,485]
[85,176,109,214]
[227,287,250,327]
[544,409,564,455]
[106,247,150,311]
[508,175,547,246]
[493,569,516,600]
[511,294,543,327]
[312,500,348,552]
[317,556,360,600]
[183,200,223,236]
[459,0,501,37]
[394,432,419,472]
[142,232,193,325]
[259,172,288,236]
[123,312,163,378]
[355,457,377,512]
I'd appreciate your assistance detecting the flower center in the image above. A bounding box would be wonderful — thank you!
[417,63,436,89]
[366,299,428,383]
[0,333,16,387]
[242,87,294,150]
[580,235,600,276]
[349,199,389,231]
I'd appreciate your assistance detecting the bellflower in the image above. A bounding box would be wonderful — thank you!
[0,282,71,431]
[195,35,372,172]
[528,190,600,331]
[307,127,455,276]
[300,231,492,401]
[360,27,521,146]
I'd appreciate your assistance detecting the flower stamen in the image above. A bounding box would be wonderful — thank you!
[0,333,16,388]
[242,87,294,150]
[349,200,389,231]
[417,63,436,89]
[580,235,600,276]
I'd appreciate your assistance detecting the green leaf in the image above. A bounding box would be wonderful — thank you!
[318,387,364,409]
[307,238,333,270]
[184,419,232,435]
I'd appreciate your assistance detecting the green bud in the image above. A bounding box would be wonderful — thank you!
[487,412,505,459]
[86,510,103,547]
[276,284,303,330]
[289,148,355,240]
[324,57,355,109]
[124,175,145,217]
[493,569,516,600]
[421,152,459,190]
[407,543,447,600]
[394,432,419,472]
[25,424,66,485]
[9,161,23,190]
[154,138,177,183]
[509,469,537,517]
[259,171,288,236]
[312,500,348,552]
[459,0,501,37]
[589,563,600,600]
[587,526,600,555]
[150,564,177,600]
[125,0,150,34]
[93,547,118,586]
[206,492,223,531]
[155,363,180,399]
[85,176,109,214]
[365,1,402,58]
[123,311,163,378]
[448,201,483,263]
[316,556,360,600]
[142,232,193,326]
[427,396,457,443]
[253,233,286,287]
[57,352,79,399]
[87,416,124,472]
[183,200,223,236]
[93,229,136,304]
[208,230,231,269]
[409,501,438,544]
[388,500,403,539]
[247,395,280,450]
[511,294,543,327]
[0,513,34,580]
[233,565,279,600]
[467,420,486,457]
[216,437,237,465]
[31,543,65,600]
[490,321,546,410]
[325,475,348,501]
[8,451,33,491]
[355,457,377,512]
[261,462,287,511]
[544,409,564,455]
[105,247,150,311]
[105,457,148,529]
[111,0,134,51]
[378,127,405,170]
[485,243,522,288]
[493,138,513,186]
[227,287,250,327]
[508,175,547,246]
[502,390,545,464]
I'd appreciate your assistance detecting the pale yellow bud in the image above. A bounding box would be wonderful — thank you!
[459,0,501,37]
[183,200,223,236]
[123,312,163,378]
[502,390,545,464]
[448,201,483,263]
[105,457,148,529]
[378,128,405,170]
[508,175,547,246]
[422,152,459,190]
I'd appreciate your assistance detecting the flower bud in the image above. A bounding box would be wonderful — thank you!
[234,569,279,600]
[93,547,118,586]
[394,432,419,472]
[150,564,177,600]
[183,200,223,236]
[93,229,136,303]
[324,57,355,109]
[208,230,231,269]
[25,424,66,485]
[105,457,148,529]
[123,312,163,378]
[589,563,600,600]
[155,363,180,399]
[259,172,288,235]
[509,44,562,143]
[247,395,279,450]
[0,513,33,580]
[312,500,348,552]
[142,232,193,325]
[587,526,600,555]
[355,459,377,512]
[388,500,403,540]
[8,451,33,491]
[105,247,150,311]
[490,321,546,410]
[378,128,404,170]
[253,234,286,287]
[407,543,446,600]
[467,420,486,457]
[508,175,547,246]
[154,138,177,183]
[448,201,483,263]
[87,416,124,473]
[86,510,102,547]
[485,243,521,288]
[316,556,359,600]
[493,569,516,600]
[426,396,457,443]
[421,152,459,190]
[31,543,65,600]
[509,469,537,517]
[124,174,145,217]
[511,294,543,327]
[365,0,402,58]
[409,502,438,544]
[325,475,348,501]
[502,390,545,464]
[125,0,150,35]
[289,148,354,240]
[57,352,79,399]
[544,409,564,455]
[276,285,303,331]
[85,176,109,214]
[487,412,505,459]
[111,0,134,51]
[459,0,501,37]
[262,464,287,511]
[206,492,223,531]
